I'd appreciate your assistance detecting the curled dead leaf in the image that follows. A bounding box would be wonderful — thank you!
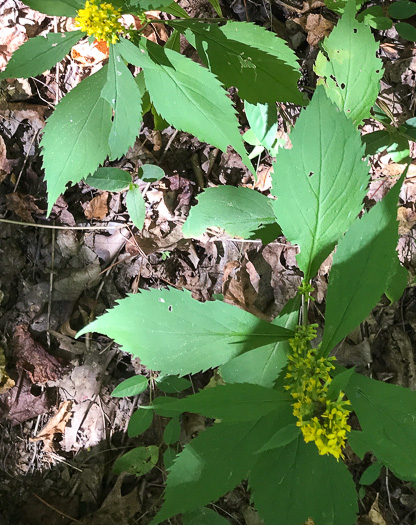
[30,400,73,453]
[84,191,109,220]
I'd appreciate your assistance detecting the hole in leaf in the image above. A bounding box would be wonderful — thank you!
[308,171,314,177]
[353,28,357,33]
[376,69,380,73]
[340,83,345,89]
[168,305,173,312]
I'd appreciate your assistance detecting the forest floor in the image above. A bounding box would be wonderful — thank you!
[0,0,416,523]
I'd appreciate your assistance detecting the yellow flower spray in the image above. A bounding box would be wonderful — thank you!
[284,284,351,460]
[75,0,123,44]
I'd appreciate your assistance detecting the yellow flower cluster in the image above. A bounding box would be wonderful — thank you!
[75,0,123,44]
[284,325,351,460]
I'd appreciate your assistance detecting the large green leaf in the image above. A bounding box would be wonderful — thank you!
[77,288,293,376]
[272,86,369,281]
[101,45,142,160]
[22,0,82,16]
[170,21,304,105]
[152,383,292,422]
[41,68,112,215]
[117,37,253,174]
[315,0,383,124]
[182,186,280,243]
[346,372,416,482]
[0,31,84,80]
[321,174,403,355]
[152,410,289,523]
[250,436,358,525]
[220,295,300,387]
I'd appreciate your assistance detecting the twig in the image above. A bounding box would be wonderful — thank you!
[13,129,39,192]
[46,222,56,349]
[0,218,129,230]
[191,152,205,189]
[31,492,82,523]
[158,129,179,164]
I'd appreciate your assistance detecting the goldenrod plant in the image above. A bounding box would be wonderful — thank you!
[3,0,416,522]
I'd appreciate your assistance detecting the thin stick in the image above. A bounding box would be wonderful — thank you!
[31,492,82,523]
[0,218,129,230]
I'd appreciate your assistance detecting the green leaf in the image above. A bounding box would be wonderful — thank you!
[171,21,303,105]
[139,164,165,183]
[348,430,370,459]
[111,375,148,397]
[359,461,383,486]
[41,68,112,215]
[163,417,181,445]
[321,173,404,355]
[220,295,301,387]
[363,129,410,162]
[207,0,223,16]
[163,1,190,18]
[163,447,177,469]
[152,411,286,523]
[255,423,300,453]
[327,367,355,400]
[356,6,393,30]
[22,0,82,16]
[113,445,159,475]
[388,1,416,19]
[182,508,230,525]
[165,29,181,53]
[101,45,142,160]
[346,372,416,482]
[128,409,154,437]
[76,288,293,376]
[250,436,358,525]
[126,0,173,10]
[396,22,416,41]
[324,0,364,14]
[156,375,191,393]
[152,384,292,422]
[182,186,280,243]
[315,0,383,124]
[272,86,369,281]
[126,184,146,229]
[0,31,84,80]
[84,167,131,191]
[118,36,254,175]
[245,101,278,151]
[385,258,407,303]
[403,117,416,140]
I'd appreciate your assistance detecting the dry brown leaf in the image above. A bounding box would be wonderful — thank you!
[367,496,387,525]
[0,135,12,182]
[0,373,50,425]
[0,26,27,70]
[30,401,73,452]
[71,39,109,66]
[5,192,44,223]
[124,11,170,44]
[84,191,109,220]
[293,14,334,46]
[13,324,62,384]
[0,346,15,394]
[398,206,416,235]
